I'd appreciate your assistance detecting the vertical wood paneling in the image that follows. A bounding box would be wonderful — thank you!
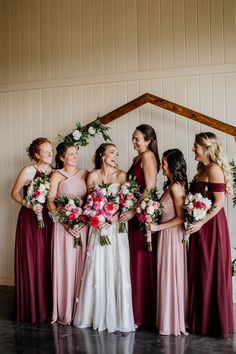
[127,81,139,165]
[137,0,149,71]
[103,0,115,74]
[81,0,93,76]
[31,90,42,138]
[185,0,198,66]
[148,0,161,70]
[114,0,126,73]
[199,75,212,124]
[60,0,72,79]
[174,77,188,160]
[173,0,186,68]
[115,82,128,169]
[212,74,226,151]
[30,0,41,81]
[21,92,32,165]
[71,0,82,77]
[160,0,173,68]
[162,79,175,150]
[2,0,11,83]
[11,0,21,83]
[138,80,151,125]
[92,0,104,75]
[40,0,51,80]
[198,0,211,65]
[50,0,61,79]
[41,89,53,140]
[20,0,31,82]
[210,0,224,64]
[72,86,84,167]
[125,0,138,72]
[223,0,236,63]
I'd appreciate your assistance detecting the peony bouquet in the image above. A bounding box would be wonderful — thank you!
[26,172,50,228]
[83,181,119,246]
[136,188,165,251]
[118,175,140,233]
[183,190,212,244]
[54,195,86,248]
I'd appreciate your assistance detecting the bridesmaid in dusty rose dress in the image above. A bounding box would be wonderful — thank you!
[187,132,234,338]
[120,124,160,327]
[11,137,53,323]
[149,149,188,335]
[47,142,88,325]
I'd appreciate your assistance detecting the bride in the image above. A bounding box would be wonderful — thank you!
[73,143,135,333]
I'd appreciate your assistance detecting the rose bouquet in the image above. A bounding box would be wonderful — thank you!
[118,175,140,233]
[136,188,165,251]
[25,172,51,228]
[83,181,119,246]
[53,195,86,248]
[183,190,212,244]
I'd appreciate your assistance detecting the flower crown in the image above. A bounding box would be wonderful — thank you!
[57,116,112,147]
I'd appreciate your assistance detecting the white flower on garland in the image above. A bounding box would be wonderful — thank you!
[57,117,112,148]
[88,126,96,136]
[72,129,82,141]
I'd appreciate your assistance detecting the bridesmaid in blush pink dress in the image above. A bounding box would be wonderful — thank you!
[47,142,88,325]
[149,149,188,335]
[120,124,161,327]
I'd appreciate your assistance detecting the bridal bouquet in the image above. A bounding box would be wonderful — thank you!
[25,172,50,228]
[136,188,165,251]
[183,191,212,244]
[83,181,119,246]
[53,195,86,248]
[118,175,140,233]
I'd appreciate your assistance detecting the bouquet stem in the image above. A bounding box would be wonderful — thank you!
[118,222,127,234]
[37,212,45,228]
[145,231,152,252]
[100,230,111,246]
[74,234,82,248]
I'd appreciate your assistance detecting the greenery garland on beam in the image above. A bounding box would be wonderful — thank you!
[58,116,112,147]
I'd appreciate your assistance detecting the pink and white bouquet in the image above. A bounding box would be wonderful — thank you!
[83,181,119,246]
[54,195,86,248]
[136,188,165,251]
[183,190,212,244]
[118,175,140,233]
[26,172,51,228]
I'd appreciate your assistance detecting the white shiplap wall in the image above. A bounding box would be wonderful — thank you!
[0,0,236,297]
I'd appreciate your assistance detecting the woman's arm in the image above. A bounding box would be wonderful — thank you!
[141,150,158,194]
[187,164,225,234]
[150,183,185,232]
[47,172,61,211]
[11,166,35,208]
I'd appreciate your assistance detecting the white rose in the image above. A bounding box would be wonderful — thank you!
[88,126,96,136]
[203,198,212,210]
[193,209,206,221]
[39,184,46,192]
[72,129,82,141]
[37,195,46,204]
[140,200,147,209]
[125,200,133,209]
[194,193,202,201]
[146,205,155,215]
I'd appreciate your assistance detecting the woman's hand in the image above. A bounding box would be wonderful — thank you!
[99,222,111,230]
[120,210,135,223]
[74,223,87,232]
[187,221,203,234]
[146,223,161,232]
[32,204,43,215]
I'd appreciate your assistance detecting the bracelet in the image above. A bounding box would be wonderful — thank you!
[22,199,30,208]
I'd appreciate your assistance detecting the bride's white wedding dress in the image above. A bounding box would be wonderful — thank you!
[73,183,135,333]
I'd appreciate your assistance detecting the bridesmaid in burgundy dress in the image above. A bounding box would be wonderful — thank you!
[11,138,53,323]
[120,124,160,327]
[187,132,234,338]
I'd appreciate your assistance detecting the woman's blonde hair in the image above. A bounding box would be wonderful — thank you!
[194,132,232,196]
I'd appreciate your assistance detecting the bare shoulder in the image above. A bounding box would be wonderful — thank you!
[170,182,185,198]
[116,169,126,184]
[141,150,155,161]
[51,170,64,182]
[208,163,224,183]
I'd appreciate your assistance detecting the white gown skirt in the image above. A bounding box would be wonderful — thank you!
[73,222,135,333]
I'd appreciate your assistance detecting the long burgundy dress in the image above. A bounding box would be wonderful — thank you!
[14,168,52,323]
[188,181,234,338]
[127,159,157,326]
